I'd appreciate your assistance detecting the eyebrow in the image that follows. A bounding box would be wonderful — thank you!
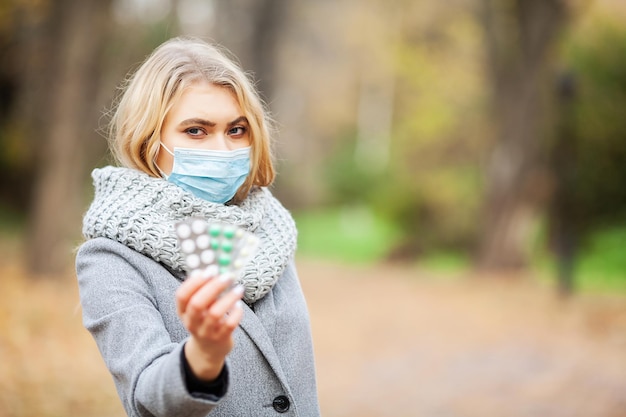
[178,116,249,128]
[227,116,249,127]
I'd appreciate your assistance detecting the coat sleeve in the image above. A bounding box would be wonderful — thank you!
[76,237,226,417]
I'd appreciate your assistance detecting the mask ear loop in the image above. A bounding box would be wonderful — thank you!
[154,142,174,179]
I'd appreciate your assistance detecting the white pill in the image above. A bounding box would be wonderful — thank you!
[201,250,215,264]
[192,219,206,234]
[177,223,191,239]
[196,234,210,249]
[186,254,200,269]
[181,239,196,253]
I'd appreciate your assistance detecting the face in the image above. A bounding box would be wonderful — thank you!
[156,81,251,175]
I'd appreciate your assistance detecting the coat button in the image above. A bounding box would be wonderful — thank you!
[272,395,290,413]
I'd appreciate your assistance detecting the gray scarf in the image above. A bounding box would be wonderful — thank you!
[82,166,297,304]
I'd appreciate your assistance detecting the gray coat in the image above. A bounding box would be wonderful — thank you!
[76,237,321,417]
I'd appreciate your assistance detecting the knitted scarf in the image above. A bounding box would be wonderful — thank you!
[82,166,297,304]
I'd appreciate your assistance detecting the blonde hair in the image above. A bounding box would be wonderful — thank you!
[109,37,275,204]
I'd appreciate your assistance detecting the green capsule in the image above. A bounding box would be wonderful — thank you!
[218,253,231,266]
[209,224,222,237]
[221,240,234,252]
[223,226,236,239]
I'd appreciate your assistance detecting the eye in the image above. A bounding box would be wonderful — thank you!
[185,127,206,137]
[228,126,247,138]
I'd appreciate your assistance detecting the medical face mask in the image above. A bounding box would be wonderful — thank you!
[159,143,251,204]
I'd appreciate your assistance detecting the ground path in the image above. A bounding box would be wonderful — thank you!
[1,256,625,417]
[298,259,626,417]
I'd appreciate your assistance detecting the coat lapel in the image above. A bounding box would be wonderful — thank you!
[238,302,290,391]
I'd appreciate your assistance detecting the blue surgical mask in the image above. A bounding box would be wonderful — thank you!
[159,143,251,204]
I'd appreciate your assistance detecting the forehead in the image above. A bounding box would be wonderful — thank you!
[168,81,242,121]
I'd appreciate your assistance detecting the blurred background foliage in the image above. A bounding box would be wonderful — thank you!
[0,0,625,293]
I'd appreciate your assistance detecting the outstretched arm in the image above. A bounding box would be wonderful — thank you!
[176,271,244,382]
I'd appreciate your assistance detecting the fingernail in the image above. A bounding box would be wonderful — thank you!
[219,272,234,283]
[235,300,244,309]
[189,269,203,280]
[233,285,245,296]
[203,265,219,278]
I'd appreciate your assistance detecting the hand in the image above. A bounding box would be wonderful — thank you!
[176,271,245,381]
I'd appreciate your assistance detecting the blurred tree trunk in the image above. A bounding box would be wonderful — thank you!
[212,0,288,103]
[477,0,569,270]
[549,72,579,295]
[26,0,112,276]
[0,3,48,216]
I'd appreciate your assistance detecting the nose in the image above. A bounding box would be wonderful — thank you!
[210,134,228,151]
[212,133,239,151]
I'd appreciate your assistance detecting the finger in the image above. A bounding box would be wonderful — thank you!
[225,300,244,327]
[186,274,235,316]
[175,269,217,316]
[213,300,244,340]
[200,284,244,325]
[205,285,244,318]
[224,300,244,329]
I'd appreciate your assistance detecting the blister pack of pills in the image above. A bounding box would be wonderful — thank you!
[175,217,260,281]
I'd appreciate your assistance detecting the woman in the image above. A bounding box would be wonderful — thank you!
[76,37,321,417]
